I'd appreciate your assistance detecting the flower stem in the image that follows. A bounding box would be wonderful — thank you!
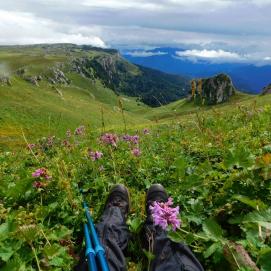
[30,242,42,271]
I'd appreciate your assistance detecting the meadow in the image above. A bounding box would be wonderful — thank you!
[1,92,271,270]
[1,44,271,270]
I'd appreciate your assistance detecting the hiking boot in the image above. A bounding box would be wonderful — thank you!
[146,184,168,220]
[104,184,130,219]
[141,184,169,251]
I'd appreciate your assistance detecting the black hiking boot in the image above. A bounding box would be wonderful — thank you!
[146,183,168,221]
[104,184,130,220]
[141,184,169,251]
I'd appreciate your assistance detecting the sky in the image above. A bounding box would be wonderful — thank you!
[0,0,271,64]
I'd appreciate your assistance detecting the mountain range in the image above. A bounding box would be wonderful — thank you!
[122,47,271,94]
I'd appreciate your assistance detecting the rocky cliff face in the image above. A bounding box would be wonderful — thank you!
[71,53,190,106]
[0,76,11,86]
[190,74,236,105]
[261,84,271,95]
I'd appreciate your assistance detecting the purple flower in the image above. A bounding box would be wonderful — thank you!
[27,143,36,150]
[101,133,119,147]
[131,148,141,157]
[63,140,72,148]
[89,150,103,161]
[143,128,150,135]
[47,136,55,147]
[33,181,44,188]
[32,168,51,180]
[122,135,139,144]
[149,197,181,231]
[74,126,85,136]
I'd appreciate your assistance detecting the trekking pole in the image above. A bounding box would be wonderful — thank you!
[83,223,97,271]
[81,189,110,271]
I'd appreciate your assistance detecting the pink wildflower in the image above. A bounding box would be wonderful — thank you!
[122,135,139,144]
[143,128,150,135]
[131,148,141,157]
[63,140,72,148]
[27,143,36,150]
[33,181,44,188]
[47,136,55,147]
[74,126,85,136]
[101,133,118,147]
[32,168,51,180]
[149,197,181,231]
[89,150,103,161]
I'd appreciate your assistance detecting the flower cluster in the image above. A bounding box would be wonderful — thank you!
[149,197,181,231]
[74,126,85,136]
[143,128,150,135]
[32,181,44,188]
[32,168,51,180]
[101,133,118,147]
[122,135,139,145]
[27,143,36,150]
[131,148,141,157]
[89,150,103,161]
[63,140,72,148]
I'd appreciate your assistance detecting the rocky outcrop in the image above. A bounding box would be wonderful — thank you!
[48,68,70,85]
[261,84,271,95]
[0,76,12,86]
[24,76,40,86]
[190,74,236,105]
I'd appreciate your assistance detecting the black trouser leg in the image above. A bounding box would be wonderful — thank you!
[144,223,204,271]
[74,206,129,271]
[95,206,129,271]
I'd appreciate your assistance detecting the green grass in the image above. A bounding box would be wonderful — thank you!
[1,97,271,271]
[0,75,149,149]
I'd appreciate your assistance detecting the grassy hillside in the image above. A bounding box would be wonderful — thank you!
[0,45,153,149]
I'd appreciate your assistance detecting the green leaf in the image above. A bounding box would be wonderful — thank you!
[0,255,26,271]
[242,208,271,229]
[0,246,14,262]
[233,195,267,210]
[224,147,254,169]
[127,217,143,234]
[174,156,186,179]
[202,218,223,241]
[258,249,271,271]
[203,242,221,258]
[168,230,184,243]
[143,249,155,261]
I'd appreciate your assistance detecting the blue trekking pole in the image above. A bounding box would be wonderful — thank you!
[83,201,110,271]
[83,223,97,271]
[80,188,110,271]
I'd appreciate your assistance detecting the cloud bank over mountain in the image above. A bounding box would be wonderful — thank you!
[0,0,271,64]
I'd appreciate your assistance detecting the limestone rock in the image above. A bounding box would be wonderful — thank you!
[261,83,271,95]
[25,76,39,86]
[48,68,70,85]
[0,76,12,86]
[190,74,236,105]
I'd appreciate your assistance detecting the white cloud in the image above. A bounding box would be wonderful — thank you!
[0,10,106,47]
[176,49,241,59]
[125,50,168,57]
[82,0,163,10]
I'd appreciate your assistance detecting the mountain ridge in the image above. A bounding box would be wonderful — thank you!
[123,47,271,94]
